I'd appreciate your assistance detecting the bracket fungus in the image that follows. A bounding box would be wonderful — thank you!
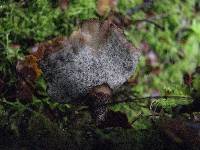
[36,19,141,126]
[38,20,140,102]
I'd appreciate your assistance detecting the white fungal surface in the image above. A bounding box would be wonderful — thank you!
[40,20,141,103]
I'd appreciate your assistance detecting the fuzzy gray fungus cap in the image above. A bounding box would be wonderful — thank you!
[39,20,141,103]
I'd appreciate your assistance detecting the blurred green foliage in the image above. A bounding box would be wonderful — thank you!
[115,0,200,126]
[0,0,200,149]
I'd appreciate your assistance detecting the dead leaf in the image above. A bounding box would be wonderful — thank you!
[30,37,67,60]
[151,66,161,75]
[97,0,118,16]
[98,110,132,128]
[16,55,42,81]
[15,54,41,102]
[16,80,33,103]
[108,12,132,28]
[127,73,139,86]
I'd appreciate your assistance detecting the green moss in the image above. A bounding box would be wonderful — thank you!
[0,0,200,149]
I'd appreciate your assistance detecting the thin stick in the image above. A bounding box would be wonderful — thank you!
[131,112,143,124]
[134,19,164,30]
[100,95,192,107]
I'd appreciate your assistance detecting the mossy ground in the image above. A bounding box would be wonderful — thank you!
[0,0,200,149]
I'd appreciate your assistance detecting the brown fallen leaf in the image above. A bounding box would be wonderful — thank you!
[30,36,67,61]
[16,55,42,81]
[107,12,132,28]
[16,80,33,103]
[98,110,132,128]
[127,73,139,86]
[97,0,118,16]
[15,54,42,103]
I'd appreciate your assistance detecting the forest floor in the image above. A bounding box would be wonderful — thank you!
[0,0,200,150]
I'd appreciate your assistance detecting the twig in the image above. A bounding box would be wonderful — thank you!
[131,112,143,124]
[134,19,164,30]
[145,13,169,21]
[100,95,192,107]
[125,0,168,30]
